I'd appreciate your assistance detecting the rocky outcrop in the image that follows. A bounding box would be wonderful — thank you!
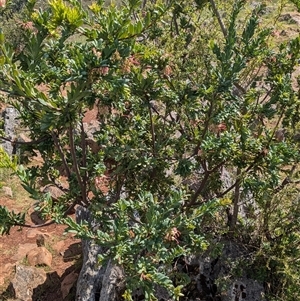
[183,241,265,301]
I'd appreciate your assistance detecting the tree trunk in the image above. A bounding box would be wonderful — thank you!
[75,206,125,301]
[99,260,124,301]
[75,206,105,301]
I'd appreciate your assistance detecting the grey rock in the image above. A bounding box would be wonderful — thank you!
[185,241,265,301]
[11,264,46,301]
[83,120,101,154]
[2,107,19,156]
[227,279,265,301]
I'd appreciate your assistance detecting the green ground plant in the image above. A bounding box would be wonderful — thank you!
[0,0,300,300]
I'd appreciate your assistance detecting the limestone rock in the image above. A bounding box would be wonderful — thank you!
[26,246,52,267]
[228,279,265,301]
[2,107,19,156]
[83,120,101,154]
[185,241,265,301]
[11,264,47,301]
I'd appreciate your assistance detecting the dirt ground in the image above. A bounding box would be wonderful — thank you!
[0,195,82,301]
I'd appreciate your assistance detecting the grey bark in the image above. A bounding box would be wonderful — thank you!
[75,206,125,301]
[99,260,124,301]
[75,206,106,301]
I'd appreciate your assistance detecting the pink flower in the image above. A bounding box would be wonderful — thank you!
[100,66,109,76]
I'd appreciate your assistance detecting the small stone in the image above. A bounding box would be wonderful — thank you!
[12,243,37,261]
[36,234,45,247]
[0,263,15,285]
[3,262,14,273]
[26,246,52,267]
[0,263,14,285]
[41,184,64,202]
[2,186,13,197]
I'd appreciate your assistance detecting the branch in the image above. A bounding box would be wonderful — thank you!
[187,171,209,208]
[146,97,156,157]
[0,135,49,145]
[209,0,227,38]
[51,131,72,179]
[209,0,247,96]
[68,124,88,205]
[80,120,88,200]
[193,98,214,156]
[187,160,226,208]
[14,220,55,229]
